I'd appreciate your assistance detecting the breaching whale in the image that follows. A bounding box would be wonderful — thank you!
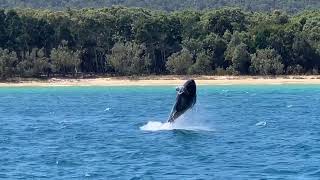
[168,79,197,123]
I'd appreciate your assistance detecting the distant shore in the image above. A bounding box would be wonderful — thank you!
[1,76,320,87]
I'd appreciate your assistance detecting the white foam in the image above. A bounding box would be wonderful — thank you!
[255,121,267,127]
[140,121,173,131]
[140,116,213,132]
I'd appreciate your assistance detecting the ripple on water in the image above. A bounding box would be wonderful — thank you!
[0,86,320,179]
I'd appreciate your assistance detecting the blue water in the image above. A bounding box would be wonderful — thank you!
[1,85,320,179]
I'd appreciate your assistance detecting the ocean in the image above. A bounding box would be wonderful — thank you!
[0,85,320,179]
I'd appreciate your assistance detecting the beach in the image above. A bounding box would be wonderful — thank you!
[1,76,320,87]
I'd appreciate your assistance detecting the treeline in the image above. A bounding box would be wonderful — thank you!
[1,0,320,13]
[0,7,319,79]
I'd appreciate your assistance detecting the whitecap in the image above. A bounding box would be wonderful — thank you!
[104,107,111,111]
[255,121,267,127]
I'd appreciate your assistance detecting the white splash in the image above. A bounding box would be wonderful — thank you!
[255,121,267,127]
[140,121,173,131]
[140,116,213,132]
[104,107,111,111]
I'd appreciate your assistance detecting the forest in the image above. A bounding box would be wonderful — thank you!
[1,0,320,13]
[0,7,319,79]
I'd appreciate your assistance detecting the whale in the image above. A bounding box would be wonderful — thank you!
[168,79,197,123]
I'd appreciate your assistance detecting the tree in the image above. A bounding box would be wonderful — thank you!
[250,48,284,75]
[273,10,289,25]
[202,8,248,36]
[17,48,51,77]
[188,51,212,75]
[166,49,193,74]
[224,31,242,65]
[108,41,151,75]
[50,41,81,76]
[0,48,18,79]
[1,0,320,12]
[232,43,250,74]
[0,8,318,78]
[4,10,25,53]
[182,33,227,68]
[292,34,319,72]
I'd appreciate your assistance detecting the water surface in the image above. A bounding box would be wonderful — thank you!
[1,85,320,179]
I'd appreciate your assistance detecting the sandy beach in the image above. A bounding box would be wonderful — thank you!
[1,76,320,87]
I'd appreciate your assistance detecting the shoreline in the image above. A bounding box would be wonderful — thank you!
[1,76,320,87]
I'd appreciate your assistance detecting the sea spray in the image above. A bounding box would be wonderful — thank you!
[140,121,173,131]
[140,113,213,132]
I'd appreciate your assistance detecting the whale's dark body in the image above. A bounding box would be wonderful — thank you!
[168,79,197,123]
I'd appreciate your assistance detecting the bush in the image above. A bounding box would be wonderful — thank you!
[286,64,304,75]
[108,42,151,75]
[232,43,250,74]
[215,67,227,75]
[166,49,193,74]
[188,51,212,74]
[0,49,18,79]
[51,42,81,76]
[225,66,239,75]
[17,48,51,77]
[250,48,284,75]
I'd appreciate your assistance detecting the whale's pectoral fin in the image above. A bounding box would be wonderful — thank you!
[176,86,185,95]
[176,86,184,92]
[168,116,174,123]
[192,94,197,106]
[168,110,179,123]
[168,111,175,122]
[168,109,185,123]
[168,102,180,123]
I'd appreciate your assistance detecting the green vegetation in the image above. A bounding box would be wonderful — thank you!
[0,7,319,79]
[108,42,151,75]
[50,41,81,76]
[250,48,284,75]
[1,0,319,13]
[166,49,193,75]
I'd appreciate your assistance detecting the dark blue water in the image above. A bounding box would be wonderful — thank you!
[1,85,320,179]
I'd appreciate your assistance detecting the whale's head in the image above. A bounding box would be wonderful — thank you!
[183,79,196,97]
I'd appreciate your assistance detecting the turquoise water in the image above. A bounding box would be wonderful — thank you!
[1,85,320,179]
